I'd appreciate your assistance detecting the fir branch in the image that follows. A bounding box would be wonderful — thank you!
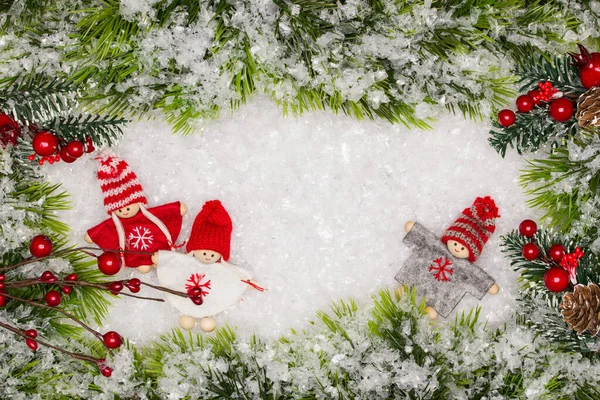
[515,52,585,94]
[42,113,127,146]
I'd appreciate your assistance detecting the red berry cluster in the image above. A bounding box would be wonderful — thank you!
[107,278,141,294]
[518,219,576,293]
[497,81,574,128]
[29,131,94,165]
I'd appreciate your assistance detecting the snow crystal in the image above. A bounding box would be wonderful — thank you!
[46,97,536,344]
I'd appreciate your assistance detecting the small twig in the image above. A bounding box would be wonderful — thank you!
[139,281,189,298]
[0,320,100,364]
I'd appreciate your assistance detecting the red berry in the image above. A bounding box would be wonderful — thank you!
[127,278,141,287]
[100,366,113,377]
[528,90,543,105]
[548,98,574,122]
[30,235,53,258]
[25,329,37,338]
[26,338,38,351]
[569,44,600,89]
[97,252,121,276]
[103,331,122,349]
[32,131,58,156]
[522,243,540,261]
[548,244,566,263]
[45,290,61,307]
[60,146,76,163]
[85,136,95,153]
[66,140,84,158]
[498,109,516,127]
[518,220,537,238]
[0,295,7,307]
[39,270,57,282]
[0,275,5,282]
[516,95,535,112]
[61,286,72,295]
[191,296,203,305]
[187,287,202,297]
[28,154,36,161]
[108,281,123,294]
[544,267,570,292]
[65,274,78,281]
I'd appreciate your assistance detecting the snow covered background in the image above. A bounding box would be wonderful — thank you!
[45,97,538,345]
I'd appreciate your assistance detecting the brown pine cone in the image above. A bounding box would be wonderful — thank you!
[576,87,600,128]
[560,283,600,335]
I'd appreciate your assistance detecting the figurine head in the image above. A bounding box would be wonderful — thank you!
[186,200,232,261]
[441,196,500,262]
[95,155,147,216]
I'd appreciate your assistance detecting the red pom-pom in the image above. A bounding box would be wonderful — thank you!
[103,331,122,349]
[548,98,574,122]
[97,252,121,276]
[519,220,537,238]
[549,244,566,263]
[516,95,535,112]
[30,235,53,258]
[45,290,61,307]
[66,141,84,158]
[522,243,540,261]
[32,131,58,156]
[472,196,500,220]
[498,109,516,127]
[544,267,570,292]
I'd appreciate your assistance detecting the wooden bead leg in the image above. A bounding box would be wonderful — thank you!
[199,317,216,332]
[179,315,196,330]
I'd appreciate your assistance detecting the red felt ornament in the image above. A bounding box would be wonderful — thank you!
[569,44,600,89]
[60,146,77,163]
[498,109,516,127]
[97,252,122,275]
[66,140,84,158]
[30,235,53,258]
[45,290,61,307]
[516,95,535,112]
[32,131,58,156]
[100,366,113,377]
[548,98,574,122]
[103,331,122,349]
[518,220,537,238]
[522,243,540,261]
[0,113,21,147]
[548,244,566,263]
[544,267,570,292]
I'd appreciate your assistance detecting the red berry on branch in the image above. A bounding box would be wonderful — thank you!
[45,290,61,307]
[0,275,5,282]
[516,95,535,112]
[61,286,72,295]
[519,220,537,238]
[84,136,95,153]
[65,273,78,281]
[26,338,38,351]
[25,329,37,338]
[191,296,203,305]
[108,281,123,294]
[128,278,141,287]
[548,98,574,122]
[498,109,516,127]
[28,154,35,161]
[549,244,566,263]
[0,282,4,290]
[544,267,570,292]
[0,295,7,307]
[30,235,53,258]
[527,89,543,105]
[522,243,540,261]
[103,331,122,349]
[97,252,121,276]
[0,113,21,148]
[100,366,113,377]
[32,131,58,156]
[124,278,141,293]
[187,287,202,297]
[66,140,84,158]
[39,270,57,282]
[60,146,76,163]
[569,43,600,89]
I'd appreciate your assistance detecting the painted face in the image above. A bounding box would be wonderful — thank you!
[447,240,469,259]
[189,250,222,264]
[114,203,141,219]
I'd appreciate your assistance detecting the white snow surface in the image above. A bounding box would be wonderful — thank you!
[45,97,538,345]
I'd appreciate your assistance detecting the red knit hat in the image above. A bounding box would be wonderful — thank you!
[95,155,147,214]
[441,196,500,262]
[186,200,232,260]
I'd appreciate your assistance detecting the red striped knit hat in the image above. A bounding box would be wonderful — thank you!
[441,196,500,262]
[186,200,232,261]
[95,155,147,214]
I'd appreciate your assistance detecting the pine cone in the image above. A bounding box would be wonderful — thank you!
[576,86,600,128]
[560,283,600,335]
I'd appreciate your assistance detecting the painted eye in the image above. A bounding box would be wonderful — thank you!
[461,247,465,251]
[203,252,206,256]
[211,254,214,258]
[453,242,457,247]
[118,210,122,213]
[126,207,130,211]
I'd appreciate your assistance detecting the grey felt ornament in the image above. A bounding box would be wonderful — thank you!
[395,222,496,318]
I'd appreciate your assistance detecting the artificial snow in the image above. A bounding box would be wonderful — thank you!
[45,97,538,344]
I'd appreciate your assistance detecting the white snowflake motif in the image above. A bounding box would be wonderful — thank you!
[128,226,154,250]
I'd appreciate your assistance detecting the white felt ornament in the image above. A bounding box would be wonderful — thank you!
[156,250,251,319]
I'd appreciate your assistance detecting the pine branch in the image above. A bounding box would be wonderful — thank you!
[515,52,586,94]
[42,113,127,146]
